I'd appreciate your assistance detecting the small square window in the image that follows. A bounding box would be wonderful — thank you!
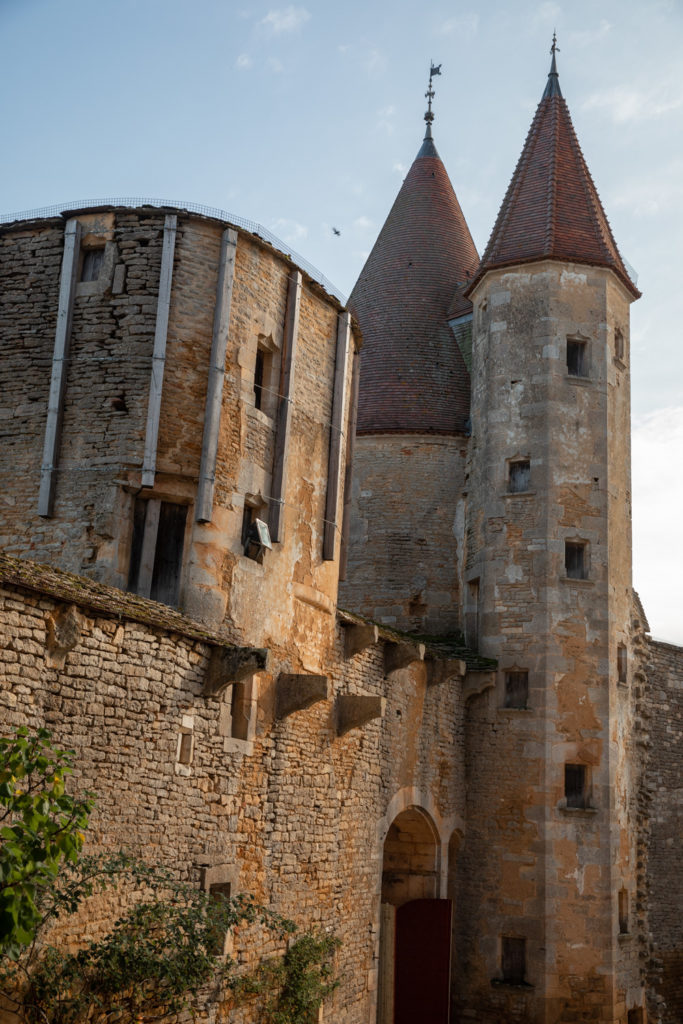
[508,460,530,493]
[567,339,588,377]
[617,645,628,684]
[565,764,588,809]
[565,541,587,580]
[504,671,529,709]
[501,936,526,984]
[81,248,105,283]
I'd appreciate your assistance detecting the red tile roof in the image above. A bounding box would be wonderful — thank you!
[467,57,639,299]
[350,134,479,435]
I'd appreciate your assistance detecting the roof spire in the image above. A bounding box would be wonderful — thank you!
[543,31,562,98]
[424,62,441,140]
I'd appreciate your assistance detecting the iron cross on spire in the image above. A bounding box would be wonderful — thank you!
[424,61,442,134]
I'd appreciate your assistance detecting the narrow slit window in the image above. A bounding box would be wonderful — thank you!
[567,339,588,377]
[254,348,265,410]
[617,645,628,684]
[80,248,105,282]
[565,541,587,580]
[501,936,526,984]
[177,731,193,765]
[619,888,629,934]
[565,764,588,809]
[508,459,530,493]
[615,328,624,361]
[504,671,529,709]
[230,682,251,741]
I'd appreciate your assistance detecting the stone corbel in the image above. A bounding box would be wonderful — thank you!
[202,646,268,698]
[336,694,386,736]
[462,670,496,702]
[384,641,425,675]
[276,674,329,720]
[426,658,467,687]
[344,623,379,659]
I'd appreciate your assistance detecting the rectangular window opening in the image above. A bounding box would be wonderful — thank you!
[617,644,628,684]
[627,1010,644,1024]
[567,339,588,377]
[128,498,187,607]
[501,936,526,984]
[565,763,588,809]
[466,579,480,649]
[615,328,624,361]
[504,671,529,709]
[230,681,251,741]
[177,731,193,765]
[619,888,629,934]
[508,460,530,494]
[565,541,587,580]
[254,347,266,410]
[80,247,105,283]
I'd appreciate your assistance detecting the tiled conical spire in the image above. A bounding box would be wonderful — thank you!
[350,87,479,435]
[467,42,639,299]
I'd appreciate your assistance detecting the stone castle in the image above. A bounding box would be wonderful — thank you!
[0,47,680,1024]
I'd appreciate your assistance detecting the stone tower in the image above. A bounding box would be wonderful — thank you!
[456,48,643,1023]
[339,76,479,634]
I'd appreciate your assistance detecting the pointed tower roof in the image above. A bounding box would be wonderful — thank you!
[467,41,639,299]
[350,73,479,435]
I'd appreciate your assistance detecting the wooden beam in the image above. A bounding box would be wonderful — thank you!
[141,214,177,487]
[196,228,238,522]
[136,498,160,599]
[338,347,360,580]
[323,311,351,560]
[276,673,329,720]
[38,218,82,517]
[269,270,302,543]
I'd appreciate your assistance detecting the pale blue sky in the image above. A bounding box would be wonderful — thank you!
[2,0,682,640]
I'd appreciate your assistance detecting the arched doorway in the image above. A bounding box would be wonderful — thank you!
[377,806,452,1024]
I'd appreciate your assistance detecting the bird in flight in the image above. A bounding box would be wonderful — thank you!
[332,227,341,236]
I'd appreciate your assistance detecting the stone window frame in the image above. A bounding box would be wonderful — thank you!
[560,762,595,812]
[563,537,590,582]
[219,673,260,755]
[127,493,192,608]
[75,238,118,298]
[617,643,628,685]
[499,935,527,986]
[245,323,282,424]
[501,667,530,710]
[566,334,590,379]
[614,325,626,366]
[200,862,241,957]
[175,714,195,776]
[506,455,532,495]
[618,887,630,935]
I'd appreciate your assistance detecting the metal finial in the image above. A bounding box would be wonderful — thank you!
[543,32,562,97]
[551,31,559,55]
[424,62,441,139]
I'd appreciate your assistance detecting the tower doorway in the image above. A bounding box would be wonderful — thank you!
[377,806,452,1024]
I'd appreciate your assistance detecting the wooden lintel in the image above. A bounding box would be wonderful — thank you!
[38,218,82,517]
[196,228,238,522]
[426,658,467,687]
[344,623,379,659]
[202,646,268,698]
[269,270,302,543]
[336,694,386,736]
[141,214,177,488]
[323,311,351,561]
[384,641,425,675]
[462,670,497,702]
[276,673,329,720]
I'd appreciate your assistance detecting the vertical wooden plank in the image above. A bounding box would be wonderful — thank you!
[38,218,82,517]
[323,312,351,560]
[338,346,360,580]
[136,498,161,599]
[269,270,302,543]
[141,214,177,487]
[377,903,396,1024]
[196,228,238,522]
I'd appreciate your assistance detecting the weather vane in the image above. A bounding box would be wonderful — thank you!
[551,31,559,55]
[425,62,442,133]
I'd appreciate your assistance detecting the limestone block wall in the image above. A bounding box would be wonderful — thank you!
[0,558,466,1024]
[339,435,468,634]
[642,640,683,1024]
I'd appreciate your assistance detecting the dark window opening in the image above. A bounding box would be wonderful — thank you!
[81,248,105,282]
[504,671,529,709]
[627,1009,643,1024]
[241,504,255,549]
[230,682,251,741]
[508,459,530,493]
[209,881,232,902]
[619,888,629,934]
[466,579,479,649]
[254,348,265,410]
[241,503,272,563]
[501,936,526,984]
[128,499,187,607]
[565,541,587,580]
[617,644,628,684]
[615,328,624,361]
[567,339,588,377]
[177,732,193,765]
[565,764,588,809]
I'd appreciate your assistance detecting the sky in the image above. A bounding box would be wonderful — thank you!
[2,0,682,642]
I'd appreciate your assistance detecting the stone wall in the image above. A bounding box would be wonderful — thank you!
[643,640,683,1024]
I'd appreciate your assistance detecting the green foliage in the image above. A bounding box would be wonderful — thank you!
[0,726,94,958]
[233,931,341,1024]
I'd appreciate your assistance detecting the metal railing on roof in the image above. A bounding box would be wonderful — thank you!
[0,196,347,304]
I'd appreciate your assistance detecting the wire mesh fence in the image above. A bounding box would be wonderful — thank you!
[0,197,347,303]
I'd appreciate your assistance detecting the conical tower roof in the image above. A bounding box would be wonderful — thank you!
[350,121,479,435]
[467,45,639,299]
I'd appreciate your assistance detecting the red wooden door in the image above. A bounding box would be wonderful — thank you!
[394,898,452,1024]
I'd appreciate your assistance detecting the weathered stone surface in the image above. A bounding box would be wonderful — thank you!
[275,673,328,719]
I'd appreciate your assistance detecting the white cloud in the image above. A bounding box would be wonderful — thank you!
[632,405,683,644]
[353,216,374,231]
[439,13,479,37]
[259,6,310,34]
[583,82,683,123]
[235,53,252,70]
[393,161,407,176]
[270,218,308,244]
[568,19,611,46]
